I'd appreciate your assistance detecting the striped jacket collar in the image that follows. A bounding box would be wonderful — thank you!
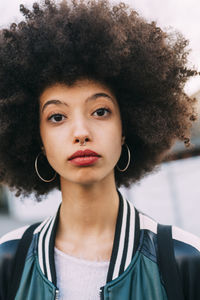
[35,190,140,287]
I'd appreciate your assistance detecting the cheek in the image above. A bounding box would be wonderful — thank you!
[40,125,51,149]
[40,125,65,158]
[102,121,122,162]
[41,130,67,172]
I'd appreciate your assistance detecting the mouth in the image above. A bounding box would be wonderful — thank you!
[68,149,101,166]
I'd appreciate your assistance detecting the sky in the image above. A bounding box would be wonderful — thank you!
[0,0,200,94]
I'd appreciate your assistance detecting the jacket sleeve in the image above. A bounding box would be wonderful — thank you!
[0,226,28,300]
[0,240,19,300]
[173,227,200,300]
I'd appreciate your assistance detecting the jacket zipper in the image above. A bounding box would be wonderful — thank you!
[99,286,104,300]
[55,288,59,300]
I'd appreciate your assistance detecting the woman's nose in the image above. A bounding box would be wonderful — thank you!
[72,117,92,145]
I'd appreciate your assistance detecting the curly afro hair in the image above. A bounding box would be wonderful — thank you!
[0,0,197,200]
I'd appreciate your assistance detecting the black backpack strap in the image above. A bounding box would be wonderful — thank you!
[7,222,41,300]
[157,224,184,300]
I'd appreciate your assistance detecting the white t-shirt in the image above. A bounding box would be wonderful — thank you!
[54,247,109,300]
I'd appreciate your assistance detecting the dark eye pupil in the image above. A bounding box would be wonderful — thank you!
[54,114,62,121]
[97,109,105,116]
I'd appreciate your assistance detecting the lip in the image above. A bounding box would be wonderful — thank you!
[69,156,100,166]
[68,149,101,160]
[68,149,101,167]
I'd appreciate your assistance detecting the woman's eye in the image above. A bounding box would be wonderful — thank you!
[93,108,111,117]
[48,114,66,123]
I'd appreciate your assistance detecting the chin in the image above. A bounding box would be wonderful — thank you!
[61,167,113,185]
[76,177,101,186]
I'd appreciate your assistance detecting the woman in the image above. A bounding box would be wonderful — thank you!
[0,0,199,299]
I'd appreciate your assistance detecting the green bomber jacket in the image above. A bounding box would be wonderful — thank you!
[1,190,200,300]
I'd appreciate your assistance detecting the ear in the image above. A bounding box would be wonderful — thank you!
[41,146,46,155]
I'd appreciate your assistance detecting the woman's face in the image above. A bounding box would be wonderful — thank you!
[39,79,123,186]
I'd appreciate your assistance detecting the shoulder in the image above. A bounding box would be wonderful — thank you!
[0,225,29,259]
[0,225,29,245]
[172,225,200,253]
[0,217,51,262]
[138,210,200,258]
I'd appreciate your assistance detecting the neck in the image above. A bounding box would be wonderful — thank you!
[57,176,119,243]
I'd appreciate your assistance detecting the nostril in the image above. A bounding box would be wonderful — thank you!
[75,137,90,143]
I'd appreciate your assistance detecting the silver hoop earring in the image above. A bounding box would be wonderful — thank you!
[35,152,57,182]
[116,143,131,172]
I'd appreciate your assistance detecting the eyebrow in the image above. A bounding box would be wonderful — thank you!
[41,92,114,113]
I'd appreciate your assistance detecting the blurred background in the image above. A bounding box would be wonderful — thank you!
[0,0,200,237]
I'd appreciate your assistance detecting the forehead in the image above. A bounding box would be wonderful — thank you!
[39,79,117,105]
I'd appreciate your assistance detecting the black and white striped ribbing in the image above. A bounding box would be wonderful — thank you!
[37,215,57,283]
[36,204,61,286]
[106,191,138,282]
